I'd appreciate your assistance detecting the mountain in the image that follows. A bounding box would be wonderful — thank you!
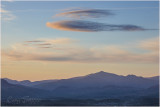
[2,78,20,84]
[1,79,51,99]
[33,71,158,91]
[1,71,159,99]
[147,76,159,81]
[1,71,159,106]
[3,78,58,87]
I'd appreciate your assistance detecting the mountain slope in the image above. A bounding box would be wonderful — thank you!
[147,76,159,81]
[1,79,51,99]
[3,78,58,86]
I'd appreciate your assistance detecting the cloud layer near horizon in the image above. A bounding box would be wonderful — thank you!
[46,20,145,32]
[2,37,159,63]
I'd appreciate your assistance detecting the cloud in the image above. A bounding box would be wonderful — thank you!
[25,38,76,44]
[139,37,159,52]
[2,13,16,21]
[0,8,9,13]
[2,38,158,63]
[35,43,52,49]
[25,40,43,43]
[55,9,113,19]
[1,8,16,21]
[3,45,158,63]
[2,0,14,2]
[42,38,77,44]
[23,38,77,49]
[46,20,145,32]
[36,43,52,46]
[38,46,52,49]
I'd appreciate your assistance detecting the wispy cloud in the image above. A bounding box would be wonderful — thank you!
[25,38,76,44]
[25,40,43,43]
[139,37,159,52]
[36,43,52,46]
[3,37,158,63]
[2,0,14,2]
[0,8,9,13]
[46,20,146,32]
[23,38,77,49]
[55,9,114,19]
[42,38,77,44]
[1,8,16,21]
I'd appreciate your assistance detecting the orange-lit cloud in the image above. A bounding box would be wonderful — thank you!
[46,21,92,32]
[46,20,145,32]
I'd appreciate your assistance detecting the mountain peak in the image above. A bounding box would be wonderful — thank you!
[87,71,118,78]
[98,71,106,74]
[95,71,116,75]
[20,80,31,83]
[127,74,137,77]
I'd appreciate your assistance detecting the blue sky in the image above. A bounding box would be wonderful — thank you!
[2,1,159,48]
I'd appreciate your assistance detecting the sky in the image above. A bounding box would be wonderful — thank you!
[1,1,159,81]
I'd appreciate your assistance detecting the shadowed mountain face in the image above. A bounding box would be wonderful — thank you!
[1,71,159,99]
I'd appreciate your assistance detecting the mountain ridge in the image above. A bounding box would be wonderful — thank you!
[30,71,158,91]
[2,71,159,84]
[1,71,159,100]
